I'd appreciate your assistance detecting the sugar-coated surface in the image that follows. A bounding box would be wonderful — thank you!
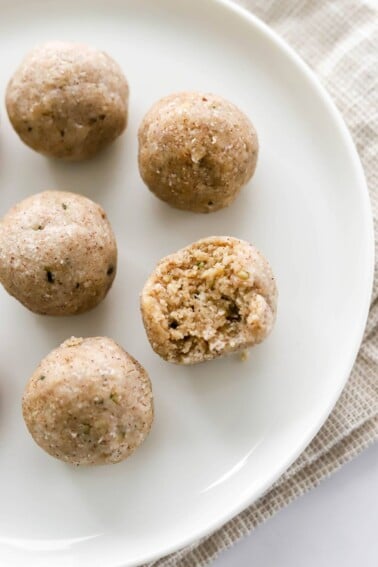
[0,190,117,315]
[22,337,154,465]
[138,92,258,213]
[141,236,277,364]
[6,41,129,160]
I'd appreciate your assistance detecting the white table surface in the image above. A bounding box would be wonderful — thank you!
[214,442,378,567]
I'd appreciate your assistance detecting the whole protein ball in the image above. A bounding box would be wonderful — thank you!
[22,337,154,465]
[6,42,128,160]
[0,190,117,315]
[141,236,277,364]
[138,92,258,213]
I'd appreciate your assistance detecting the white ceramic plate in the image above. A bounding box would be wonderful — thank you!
[0,0,373,565]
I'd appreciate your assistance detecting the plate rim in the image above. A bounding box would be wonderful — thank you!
[119,0,374,564]
[0,0,374,565]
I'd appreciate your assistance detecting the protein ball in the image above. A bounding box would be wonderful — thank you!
[138,92,258,213]
[6,42,128,160]
[22,337,154,465]
[141,236,277,364]
[0,190,117,315]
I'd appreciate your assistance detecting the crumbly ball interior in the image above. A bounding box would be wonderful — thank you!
[141,237,277,364]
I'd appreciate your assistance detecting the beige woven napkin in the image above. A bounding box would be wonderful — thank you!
[146,1,378,565]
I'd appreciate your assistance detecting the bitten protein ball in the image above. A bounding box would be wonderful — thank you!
[6,42,128,160]
[138,92,258,213]
[22,337,154,465]
[141,236,277,364]
[0,191,117,315]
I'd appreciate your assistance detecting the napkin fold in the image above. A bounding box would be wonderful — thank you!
[147,1,378,564]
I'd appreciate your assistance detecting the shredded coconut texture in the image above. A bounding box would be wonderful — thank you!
[140,236,277,364]
[138,92,258,213]
[6,41,128,160]
[22,337,154,465]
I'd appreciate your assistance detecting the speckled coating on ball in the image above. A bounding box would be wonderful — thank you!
[22,337,154,465]
[138,92,258,213]
[0,191,117,315]
[141,236,277,364]
[6,42,128,160]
